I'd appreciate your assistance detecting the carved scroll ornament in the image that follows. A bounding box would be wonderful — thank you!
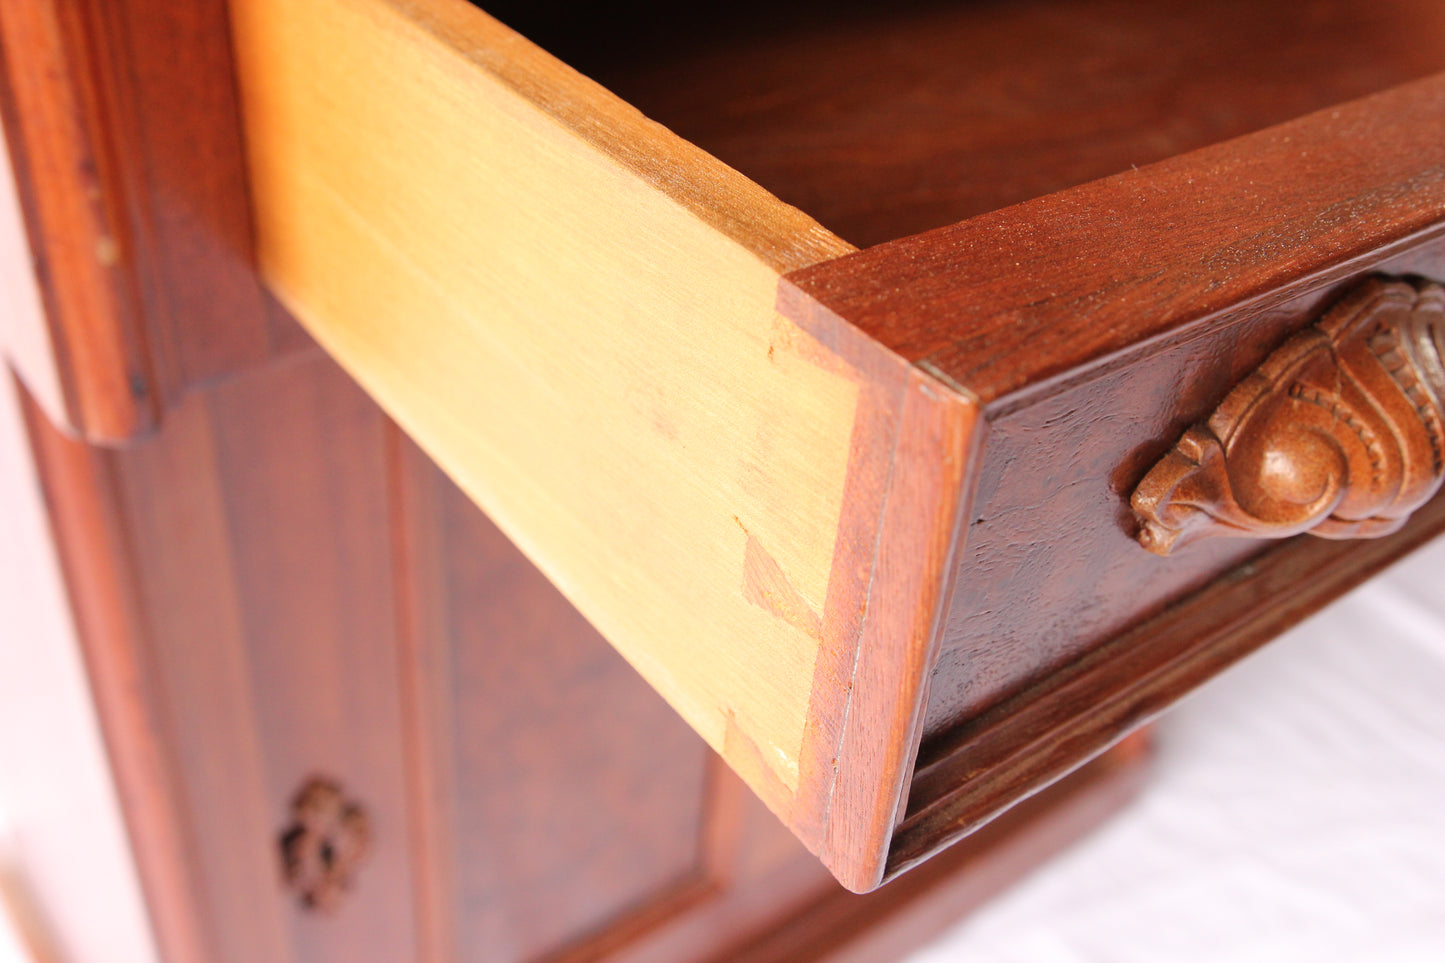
[1133,276,1445,555]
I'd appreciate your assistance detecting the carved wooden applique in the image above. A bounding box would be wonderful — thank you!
[1133,276,1445,555]
[279,777,371,912]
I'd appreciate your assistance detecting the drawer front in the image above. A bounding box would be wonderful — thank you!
[230,0,1445,891]
[784,77,1445,877]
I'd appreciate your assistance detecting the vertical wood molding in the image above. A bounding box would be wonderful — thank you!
[0,371,159,963]
[391,425,459,963]
[0,119,63,424]
[18,381,214,962]
[0,0,157,439]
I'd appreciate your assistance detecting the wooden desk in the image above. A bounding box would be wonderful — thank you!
[0,0,1440,958]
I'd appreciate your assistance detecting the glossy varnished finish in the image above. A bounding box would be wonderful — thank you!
[10,0,1443,929]
[770,71,1445,878]
[394,437,711,960]
[30,355,421,962]
[895,495,1445,881]
[1133,277,1445,552]
[18,349,1150,961]
[783,75,1445,402]
[0,0,154,438]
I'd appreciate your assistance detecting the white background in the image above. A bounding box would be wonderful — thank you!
[911,539,1445,963]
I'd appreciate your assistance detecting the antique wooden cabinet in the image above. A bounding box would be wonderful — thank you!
[2,0,1444,960]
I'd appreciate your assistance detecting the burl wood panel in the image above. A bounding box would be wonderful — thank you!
[560,0,1445,247]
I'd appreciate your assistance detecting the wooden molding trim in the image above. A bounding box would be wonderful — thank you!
[721,734,1150,963]
[0,0,281,442]
[1134,276,1445,553]
[780,74,1445,409]
[0,0,156,439]
[892,486,1445,881]
[18,379,214,962]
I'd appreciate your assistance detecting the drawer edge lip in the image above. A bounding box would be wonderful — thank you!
[884,487,1445,882]
[782,71,1445,409]
[978,219,1445,420]
[387,0,856,273]
[778,280,983,894]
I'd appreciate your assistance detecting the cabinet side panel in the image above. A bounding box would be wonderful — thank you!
[108,355,420,962]
[396,439,710,962]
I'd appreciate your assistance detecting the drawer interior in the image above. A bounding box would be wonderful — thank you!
[470,0,1445,871]
[485,0,1445,246]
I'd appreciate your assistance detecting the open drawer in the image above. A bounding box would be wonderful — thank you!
[227,0,1445,891]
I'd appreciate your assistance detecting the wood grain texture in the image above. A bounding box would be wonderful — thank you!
[895,491,1445,882]
[393,436,710,961]
[775,70,1445,870]
[783,73,1445,405]
[28,356,424,962]
[718,734,1150,963]
[230,0,976,891]
[94,0,284,389]
[781,77,1445,738]
[22,386,215,963]
[391,428,1147,962]
[121,356,420,963]
[571,0,1445,247]
[0,126,63,424]
[22,341,1147,961]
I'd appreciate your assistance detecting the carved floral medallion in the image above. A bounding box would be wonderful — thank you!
[279,776,371,912]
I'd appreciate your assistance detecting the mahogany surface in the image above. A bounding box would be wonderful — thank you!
[783,77,1445,740]
[0,0,305,441]
[553,0,1445,246]
[21,349,1149,961]
[6,0,1437,943]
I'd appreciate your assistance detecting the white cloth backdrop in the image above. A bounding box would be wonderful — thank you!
[910,538,1445,963]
